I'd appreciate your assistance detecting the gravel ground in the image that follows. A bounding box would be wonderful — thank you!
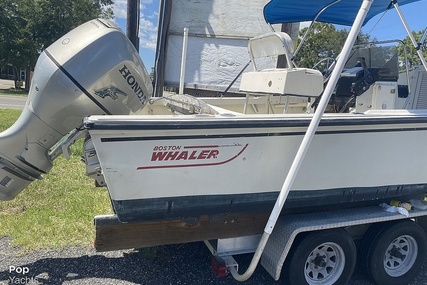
[1,236,427,285]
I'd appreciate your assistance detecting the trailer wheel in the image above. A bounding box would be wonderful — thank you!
[361,220,427,285]
[284,228,356,285]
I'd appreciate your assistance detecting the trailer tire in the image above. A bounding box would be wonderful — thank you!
[358,221,389,275]
[283,228,356,285]
[362,220,427,285]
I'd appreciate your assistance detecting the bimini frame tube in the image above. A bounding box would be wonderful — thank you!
[179,27,189,95]
[393,0,427,71]
[229,0,374,281]
[292,0,342,60]
[420,27,427,47]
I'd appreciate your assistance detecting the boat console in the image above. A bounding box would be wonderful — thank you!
[332,43,402,112]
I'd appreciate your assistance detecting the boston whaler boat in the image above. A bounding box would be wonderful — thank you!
[32,0,427,222]
[1,0,427,284]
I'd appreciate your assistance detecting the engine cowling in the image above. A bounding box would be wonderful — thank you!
[0,19,152,200]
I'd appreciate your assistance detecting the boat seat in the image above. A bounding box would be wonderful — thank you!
[247,32,295,71]
[239,32,324,113]
[240,68,324,97]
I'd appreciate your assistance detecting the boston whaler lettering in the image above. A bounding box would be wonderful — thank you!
[144,144,244,167]
[1,0,427,284]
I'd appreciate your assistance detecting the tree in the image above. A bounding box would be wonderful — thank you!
[0,0,113,89]
[34,0,113,50]
[0,0,36,86]
[293,23,371,71]
[397,29,427,67]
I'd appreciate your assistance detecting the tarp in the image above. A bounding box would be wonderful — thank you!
[264,0,421,26]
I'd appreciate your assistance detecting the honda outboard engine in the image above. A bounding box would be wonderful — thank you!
[0,19,152,200]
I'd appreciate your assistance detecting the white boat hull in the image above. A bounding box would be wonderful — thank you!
[86,110,427,222]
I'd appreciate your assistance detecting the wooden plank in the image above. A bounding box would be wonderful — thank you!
[94,212,269,252]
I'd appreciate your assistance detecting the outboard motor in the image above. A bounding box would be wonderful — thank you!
[0,19,152,200]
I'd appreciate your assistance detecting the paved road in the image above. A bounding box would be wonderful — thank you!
[0,79,26,110]
[0,95,26,110]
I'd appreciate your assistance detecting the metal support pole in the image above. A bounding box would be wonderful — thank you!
[127,0,140,51]
[229,0,374,281]
[393,1,427,71]
[179,28,189,95]
[420,27,427,47]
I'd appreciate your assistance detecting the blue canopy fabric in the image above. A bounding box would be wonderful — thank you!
[263,0,421,26]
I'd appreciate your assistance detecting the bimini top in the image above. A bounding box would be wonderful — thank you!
[264,0,421,26]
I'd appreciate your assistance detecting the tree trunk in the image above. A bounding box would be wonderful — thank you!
[25,65,31,91]
[13,67,18,89]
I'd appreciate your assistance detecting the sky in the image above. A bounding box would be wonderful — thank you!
[111,0,427,70]
[112,0,159,70]
[360,1,427,41]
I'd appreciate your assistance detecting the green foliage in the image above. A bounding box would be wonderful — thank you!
[0,0,37,75]
[0,0,114,80]
[0,109,112,250]
[34,0,114,50]
[397,29,427,67]
[0,89,28,96]
[294,23,371,71]
[294,23,347,69]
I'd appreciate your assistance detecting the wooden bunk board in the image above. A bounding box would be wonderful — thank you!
[94,212,269,252]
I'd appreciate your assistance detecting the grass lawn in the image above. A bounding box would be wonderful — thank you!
[0,109,112,251]
[0,89,28,96]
